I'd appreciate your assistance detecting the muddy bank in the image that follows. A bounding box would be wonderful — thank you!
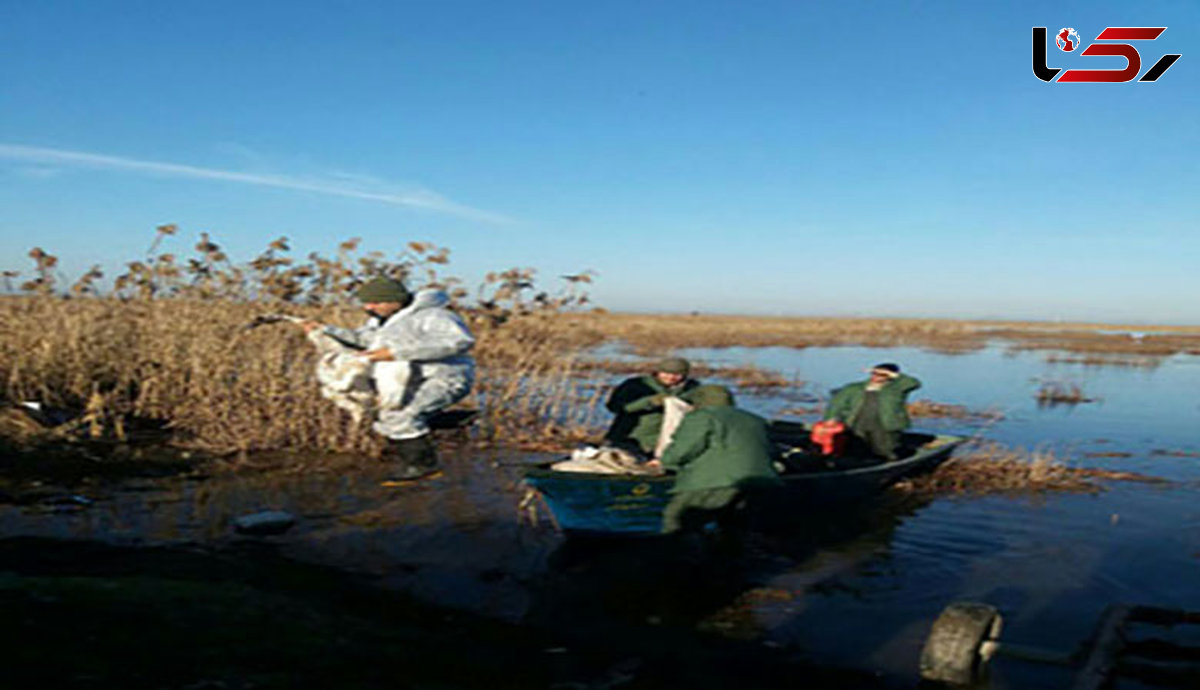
[0,439,906,688]
[0,536,886,690]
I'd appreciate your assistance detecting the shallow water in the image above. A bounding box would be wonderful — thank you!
[675,344,1200,687]
[3,343,1200,688]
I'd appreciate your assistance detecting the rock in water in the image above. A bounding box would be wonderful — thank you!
[233,510,296,536]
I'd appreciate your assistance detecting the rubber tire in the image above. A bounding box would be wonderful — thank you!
[919,602,1003,686]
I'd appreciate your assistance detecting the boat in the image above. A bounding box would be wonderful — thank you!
[521,422,967,537]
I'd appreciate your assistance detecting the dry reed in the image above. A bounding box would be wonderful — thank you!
[560,312,1200,357]
[577,358,803,395]
[905,400,1005,421]
[0,231,605,457]
[1034,380,1098,406]
[898,442,1164,497]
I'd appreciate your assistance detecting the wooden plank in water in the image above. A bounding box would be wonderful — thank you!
[1071,604,1134,690]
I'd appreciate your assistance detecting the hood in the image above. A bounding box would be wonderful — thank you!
[378,288,453,326]
[407,288,451,311]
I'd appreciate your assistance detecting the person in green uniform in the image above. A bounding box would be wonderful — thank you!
[650,385,782,535]
[823,363,921,461]
[603,357,700,456]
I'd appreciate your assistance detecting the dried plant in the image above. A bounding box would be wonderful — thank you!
[899,442,1162,497]
[0,229,602,457]
[557,312,1200,358]
[1033,380,1098,406]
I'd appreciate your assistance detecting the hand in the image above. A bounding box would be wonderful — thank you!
[644,459,663,473]
[362,347,395,362]
[647,393,667,407]
[300,320,321,333]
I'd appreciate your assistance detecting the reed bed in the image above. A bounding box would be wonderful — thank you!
[777,400,1003,421]
[563,312,1200,357]
[0,232,606,457]
[905,400,1005,421]
[1034,380,1098,406]
[565,312,989,352]
[1044,354,1164,368]
[899,442,1164,497]
[578,358,803,395]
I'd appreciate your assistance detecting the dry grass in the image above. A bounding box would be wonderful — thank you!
[0,233,607,457]
[577,358,802,395]
[564,312,990,352]
[778,399,1003,421]
[1034,380,1098,406]
[898,442,1165,497]
[1150,449,1200,458]
[1044,354,1163,368]
[561,312,1200,357]
[905,400,1005,421]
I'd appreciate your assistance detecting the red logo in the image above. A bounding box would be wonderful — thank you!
[1033,27,1182,82]
[1056,28,1081,52]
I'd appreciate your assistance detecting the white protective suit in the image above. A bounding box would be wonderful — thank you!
[323,289,475,440]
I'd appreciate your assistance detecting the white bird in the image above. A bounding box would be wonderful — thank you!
[244,314,411,423]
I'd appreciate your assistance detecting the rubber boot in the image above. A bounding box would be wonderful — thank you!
[382,435,440,482]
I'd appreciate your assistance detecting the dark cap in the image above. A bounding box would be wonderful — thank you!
[870,363,901,378]
[654,357,690,376]
[355,277,412,304]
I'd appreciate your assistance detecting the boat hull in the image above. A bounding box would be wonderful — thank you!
[523,433,966,537]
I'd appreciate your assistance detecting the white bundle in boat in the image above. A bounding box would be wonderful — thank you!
[653,396,693,459]
[551,445,660,475]
[245,314,411,423]
[551,396,692,475]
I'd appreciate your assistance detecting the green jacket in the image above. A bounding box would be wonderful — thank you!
[823,374,921,432]
[604,375,699,453]
[659,406,783,494]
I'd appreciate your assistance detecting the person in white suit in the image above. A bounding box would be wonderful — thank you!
[302,276,475,480]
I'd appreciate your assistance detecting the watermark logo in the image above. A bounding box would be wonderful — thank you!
[1033,27,1182,82]
[1056,28,1081,52]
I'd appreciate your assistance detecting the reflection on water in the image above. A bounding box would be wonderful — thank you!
[3,343,1200,687]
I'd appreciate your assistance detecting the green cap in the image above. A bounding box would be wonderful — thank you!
[355,277,412,304]
[654,357,690,376]
[689,385,734,409]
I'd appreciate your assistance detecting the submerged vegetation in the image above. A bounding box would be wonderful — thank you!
[905,400,1005,421]
[1034,380,1099,407]
[898,442,1165,497]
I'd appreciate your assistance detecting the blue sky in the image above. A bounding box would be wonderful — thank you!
[1,1,1196,322]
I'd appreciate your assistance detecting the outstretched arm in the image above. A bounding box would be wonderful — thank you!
[319,323,372,349]
[381,311,475,361]
[658,414,712,473]
[892,374,921,394]
[606,379,664,414]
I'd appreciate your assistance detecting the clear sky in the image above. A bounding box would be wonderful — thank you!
[1,1,1196,323]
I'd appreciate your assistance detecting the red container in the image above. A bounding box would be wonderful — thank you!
[810,420,847,456]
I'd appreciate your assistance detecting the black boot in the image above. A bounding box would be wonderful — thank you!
[382,435,440,482]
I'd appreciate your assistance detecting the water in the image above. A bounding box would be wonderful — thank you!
[674,344,1200,687]
[3,343,1200,688]
[681,344,1200,481]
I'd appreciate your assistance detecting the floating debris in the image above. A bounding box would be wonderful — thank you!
[1045,354,1163,368]
[1150,449,1200,458]
[232,510,296,536]
[1034,380,1098,406]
